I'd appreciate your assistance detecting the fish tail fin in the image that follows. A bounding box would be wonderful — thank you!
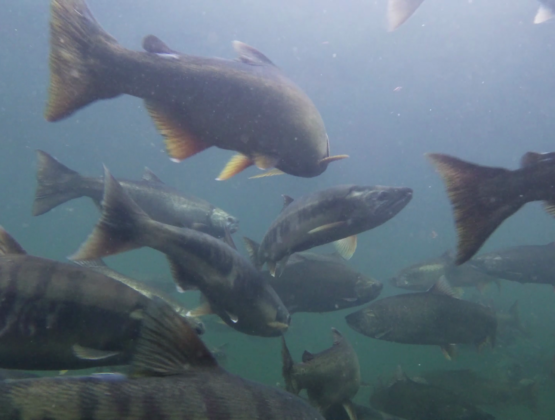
[427,153,522,265]
[46,0,120,121]
[242,237,262,268]
[33,150,85,216]
[281,337,299,394]
[70,166,150,260]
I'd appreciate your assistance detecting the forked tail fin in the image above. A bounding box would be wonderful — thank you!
[46,0,120,121]
[33,150,84,216]
[427,153,523,265]
[70,166,150,261]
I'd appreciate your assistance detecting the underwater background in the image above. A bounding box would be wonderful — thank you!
[1,0,555,418]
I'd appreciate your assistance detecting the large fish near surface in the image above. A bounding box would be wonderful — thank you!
[265,252,382,313]
[0,227,202,370]
[34,150,238,240]
[46,0,347,180]
[420,368,537,412]
[71,167,290,337]
[282,328,361,420]
[428,152,555,265]
[0,298,324,420]
[389,250,500,292]
[345,280,497,359]
[470,243,555,287]
[244,185,412,276]
[72,258,203,328]
[387,0,555,31]
[370,368,495,420]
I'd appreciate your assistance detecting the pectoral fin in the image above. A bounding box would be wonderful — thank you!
[145,100,209,162]
[440,343,457,360]
[253,153,278,170]
[535,4,555,24]
[249,168,285,179]
[72,344,120,361]
[319,154,349,166]
[216,154,253,181]
[388,0,425,31]
[308,221,347,235]
[334,235,357,260]
[187,300,214,317]
[0,228,27,255]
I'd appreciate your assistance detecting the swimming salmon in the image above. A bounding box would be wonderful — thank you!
[46,0,347,180]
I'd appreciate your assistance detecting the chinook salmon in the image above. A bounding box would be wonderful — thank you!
[470,243,555,287]
[265,252,383,313]
[244,185,412,276]
[370,367,495,420]
[72,258,204,332]
[0,297,324,420]
[389,251,500,292]
[428,152,555,265]
[46,0,347,180]
[345,279,497,359]
[71,167,290,337]
[0,227,202,370]
[34,150,238,240]
[282,329,361,420]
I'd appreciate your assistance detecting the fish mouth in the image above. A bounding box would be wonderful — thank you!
[226,219,239,234]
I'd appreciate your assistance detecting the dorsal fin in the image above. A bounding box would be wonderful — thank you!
[331,327,343,345]
[428,276,460,298]
[281,194,294,210]
[132,298,216,377]
[233,41,275,66]
[142,167,164,183]
[142,35,177,55]
[301,350,315,363]
[0,227,27,255]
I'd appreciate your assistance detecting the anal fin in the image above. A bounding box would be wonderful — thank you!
[343,401,358,420]
[440,343,457,360]
[543,200,555,218]
[249,168,285,179]
[144,100,209,162]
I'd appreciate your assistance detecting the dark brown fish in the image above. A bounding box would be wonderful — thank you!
[0,298,324,420]
[265,252,382,313]
[34,150,238,239]
[389,251,500,292]
[46,0,347,180]
[428,152,555,264]
[0,227,199,370]
[71,167,290,337]
[420,368,537,412]
[282,328,360,420]
[345,280,497,359]
[244,185,412,276]
[72,258,204,333]
[370,368,495,420]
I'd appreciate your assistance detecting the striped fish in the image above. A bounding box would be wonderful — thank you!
[0,227,202,370]
[0,298,324,420]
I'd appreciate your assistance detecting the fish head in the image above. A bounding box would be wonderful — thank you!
[354,274,383,303]
[210,208,240,234]
[345,306,387,338]
[346,186,413,226]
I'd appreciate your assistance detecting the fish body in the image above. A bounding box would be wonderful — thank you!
[34,150,238,238]
[420,369,537,412]
[246,185,412,275]
[370,370,495,420]
[324,402,406,420]
[0,229,149,370]
[0,298,323,420]
[345,284,496,356]
[72,258,204,333]
[389,251,499,292]
[282,329,360,419]
[71,168,290,337]
[46,0,346,179]
[266,252,382,313]
[428,152,555,264]
[471,243,555,286]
